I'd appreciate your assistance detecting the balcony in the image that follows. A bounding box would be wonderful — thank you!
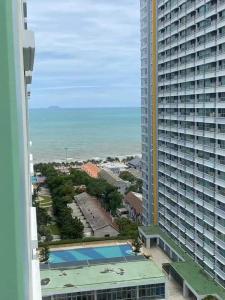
[186,229,194,240]
[30,207,38,250]
[215,207,225,219]
[195,236,204,247]
[216,251,225,265]
[218,32,225,45]
[196,5,217,20]
[23,30,35,84]
[186,240,194,252]
[158,0,165,9]
[30,153,34,177]
[204,257,214,270]
[215,222,225,235]
[195,249,204,260]
[205,226,215,240]
[196,20,217,37]
[215,236,225,249]
[215,266,225,281]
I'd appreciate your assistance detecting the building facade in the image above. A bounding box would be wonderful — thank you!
[100,168,131,194]
[0,0,40,299]
[42,284,166,300]
[141,0,158,226]
[141,0,225,288]
[124,191,143,222]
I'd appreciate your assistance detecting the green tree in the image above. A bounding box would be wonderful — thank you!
[36,164,84,240]
[116,218,139,239]
[40,245,50,263]
[108,191,122,215]
[60,215,84,239]
[39,225,53,242]
[36,207,51,227]
[132,238,142,255]
[36,207,52,241]
[119,171,136,183]
[106,156,114,162]
[70,169,90,186]
[126,179,143,194]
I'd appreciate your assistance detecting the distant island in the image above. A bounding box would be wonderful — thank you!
[48,106,61,109]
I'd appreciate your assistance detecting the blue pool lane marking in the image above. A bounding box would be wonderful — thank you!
[67,250,91,261]
[75,247,105,260]
[49,254,65,264]
[49,250,77,263]
[96,246,124,258]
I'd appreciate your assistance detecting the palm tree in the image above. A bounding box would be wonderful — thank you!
[132,238,142,255]
[40,245,50,263]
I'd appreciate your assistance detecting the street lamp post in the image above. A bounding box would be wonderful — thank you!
[64,147,68,164]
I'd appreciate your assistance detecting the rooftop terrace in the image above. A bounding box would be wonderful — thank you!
[41,258,165,296]
[140,225,225,300]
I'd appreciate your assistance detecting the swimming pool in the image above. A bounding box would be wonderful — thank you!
[49,244,133,264]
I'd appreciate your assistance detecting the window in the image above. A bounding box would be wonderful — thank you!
[139,284,165,299]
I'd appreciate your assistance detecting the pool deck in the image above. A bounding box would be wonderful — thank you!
[142,246,192,300]
[47,240,132,251]
[41,259,166,296]
[48,240,132,252]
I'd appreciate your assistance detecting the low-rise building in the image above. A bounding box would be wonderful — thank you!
[116,207,129,218]
[41,259,167,300]
[81,163,100,178]
[124,192,143,223]
[100,168,130,194]
[100,162,128,175]
[127,157,142,171]
[54,165,70,175]
[74,192,118,238]
[128,168,142,180]
[67,202,92,237]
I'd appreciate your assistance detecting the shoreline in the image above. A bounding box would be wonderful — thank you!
[33,153,141,164]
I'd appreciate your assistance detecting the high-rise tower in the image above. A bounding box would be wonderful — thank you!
[141,0,225,287]
[0,0,41,299]
[141,0,158,226]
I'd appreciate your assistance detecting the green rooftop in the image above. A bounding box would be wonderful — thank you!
[140,225,225,300]
[140,225,190,261]
[41,260,165,296]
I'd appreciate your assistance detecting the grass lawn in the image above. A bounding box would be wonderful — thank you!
[38,196,52,208]
[48,224,61,235]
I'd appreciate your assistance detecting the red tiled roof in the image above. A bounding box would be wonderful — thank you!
[81,163,100,178]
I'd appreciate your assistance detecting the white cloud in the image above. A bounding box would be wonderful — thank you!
[28,0,140,108]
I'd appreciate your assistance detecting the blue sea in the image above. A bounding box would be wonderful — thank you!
[29,107,141,162]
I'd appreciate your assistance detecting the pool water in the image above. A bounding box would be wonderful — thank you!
[49,244,133,264]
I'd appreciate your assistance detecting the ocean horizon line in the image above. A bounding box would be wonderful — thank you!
[30,106,141,110]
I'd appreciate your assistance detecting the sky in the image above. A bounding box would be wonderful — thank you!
[28,0,140,108]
